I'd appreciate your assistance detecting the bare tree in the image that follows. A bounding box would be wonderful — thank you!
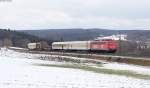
[3,38,13,47]
[40,41,50,50]
[15,39,31,48]
[0,40,3,47]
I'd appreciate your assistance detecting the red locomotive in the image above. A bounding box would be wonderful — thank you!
[90,39,117,53]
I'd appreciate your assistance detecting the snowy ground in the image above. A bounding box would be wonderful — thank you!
[0,48,150,88]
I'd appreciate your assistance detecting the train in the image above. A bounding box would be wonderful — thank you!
[28,39,118,53]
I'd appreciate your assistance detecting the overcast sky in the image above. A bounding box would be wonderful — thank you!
[0,0,150,30]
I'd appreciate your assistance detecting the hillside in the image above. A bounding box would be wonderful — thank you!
[0,29,48,48]
[21,29,150,42]
[20,29,116,41]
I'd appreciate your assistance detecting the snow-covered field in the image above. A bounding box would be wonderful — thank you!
[0,48,150,88]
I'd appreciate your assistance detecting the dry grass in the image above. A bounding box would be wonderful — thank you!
[34,63,150,80]
[48,52,150,66]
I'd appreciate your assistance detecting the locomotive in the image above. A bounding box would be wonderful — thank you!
[52,39,117,53]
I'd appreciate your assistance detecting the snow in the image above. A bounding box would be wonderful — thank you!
[9,47,28,50]
[103,62,150,75]
[95,34,127,41]
[0,48,150,88]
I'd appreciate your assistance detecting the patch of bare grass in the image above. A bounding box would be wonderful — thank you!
[34,63,150,80]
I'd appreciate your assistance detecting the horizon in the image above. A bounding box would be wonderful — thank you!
[1,27,150,31]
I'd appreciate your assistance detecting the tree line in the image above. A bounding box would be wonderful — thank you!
[0,29,51,48]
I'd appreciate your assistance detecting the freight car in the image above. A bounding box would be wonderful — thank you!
[52,39,117,53]
[27,42,50,50]
[27,43,42,50]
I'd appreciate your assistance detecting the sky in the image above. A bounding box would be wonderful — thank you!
[0,0,150,30]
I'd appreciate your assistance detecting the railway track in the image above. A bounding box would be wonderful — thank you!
[9,47,150,67]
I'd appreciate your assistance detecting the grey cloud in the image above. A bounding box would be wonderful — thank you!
[0,0,150,30]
